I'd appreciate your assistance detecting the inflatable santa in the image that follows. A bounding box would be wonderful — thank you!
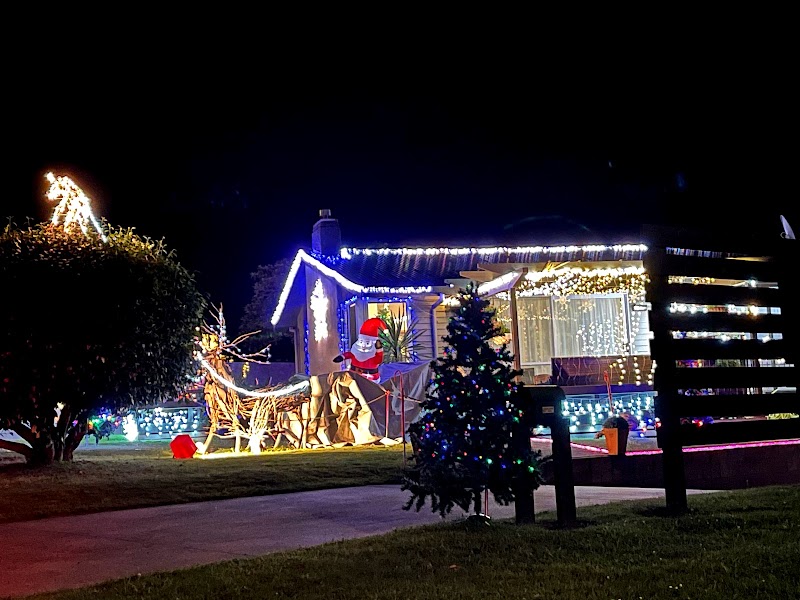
[333,317,388,382]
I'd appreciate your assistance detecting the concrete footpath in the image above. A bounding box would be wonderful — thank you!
[0,485,714,598]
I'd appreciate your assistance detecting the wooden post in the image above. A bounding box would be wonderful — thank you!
[658,395,688,514]
[516,385,576,526]
[508,271,526,377]
[550,401,577,527]
[394,370,407,463]
[300,403,309,449]
[512,417,536,524]
[385,390,391,439]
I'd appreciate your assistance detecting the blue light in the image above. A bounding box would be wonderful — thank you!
[303,321,310,375]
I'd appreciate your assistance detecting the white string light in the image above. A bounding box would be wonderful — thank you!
[274,246,648,326]
[271,249,433,326]
[477,271,523,296]
[309,279,329,341]
[341,244,647,257]
[45,172,107,242]
[198,355,309,398]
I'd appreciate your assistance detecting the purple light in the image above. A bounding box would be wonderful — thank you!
[532,437,800,456]
[625,438,800,456]
[569,442,609,454]
[683,439,800,452]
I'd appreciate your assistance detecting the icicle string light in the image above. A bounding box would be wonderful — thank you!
[340,244,647,258]
[520,266,647,297]
[45,172,107,242]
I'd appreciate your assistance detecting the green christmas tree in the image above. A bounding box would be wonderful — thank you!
[401,283,546,518]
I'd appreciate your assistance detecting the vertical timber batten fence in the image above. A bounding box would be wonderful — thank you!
[643,224,798,513]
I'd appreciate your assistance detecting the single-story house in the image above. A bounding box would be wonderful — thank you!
[271,210,655,434]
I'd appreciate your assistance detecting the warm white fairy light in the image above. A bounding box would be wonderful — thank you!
[198,354,309,398]
[672,331,786,341]
[573,309,628,355]
[441,295,461,307]
[45,172,107,242]
[669,302,770,315]
[482,266,647,300]
[309,279,329,341]
[519,266,647,298]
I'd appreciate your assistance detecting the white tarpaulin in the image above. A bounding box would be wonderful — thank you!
[278,361,431,447]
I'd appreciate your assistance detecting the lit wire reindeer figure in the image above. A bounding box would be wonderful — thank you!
[196,305,309,454]
[44,172,107,242]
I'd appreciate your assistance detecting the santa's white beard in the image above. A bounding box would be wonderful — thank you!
[350,346,375,363]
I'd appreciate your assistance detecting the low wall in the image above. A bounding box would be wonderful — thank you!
[554,443,800,490]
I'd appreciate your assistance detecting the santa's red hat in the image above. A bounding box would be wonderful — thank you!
[359,318,387,340]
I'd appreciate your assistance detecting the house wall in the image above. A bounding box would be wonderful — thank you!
[293,309,306,374]
[410,296,442,361]
[433,302,457,356]
[630,307,651,355]
[304,267,342,377]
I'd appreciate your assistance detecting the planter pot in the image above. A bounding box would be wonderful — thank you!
[602,427,629,456]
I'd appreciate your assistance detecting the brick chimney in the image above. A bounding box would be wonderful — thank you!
[311,209,342,256]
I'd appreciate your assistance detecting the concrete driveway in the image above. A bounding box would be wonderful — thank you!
[0,485,714,598]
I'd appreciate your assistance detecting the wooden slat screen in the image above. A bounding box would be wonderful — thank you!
[643,224,798,511]
[644,224,798,447]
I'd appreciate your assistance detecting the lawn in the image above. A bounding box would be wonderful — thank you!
[25,483,800,600]
[0,437,408,524]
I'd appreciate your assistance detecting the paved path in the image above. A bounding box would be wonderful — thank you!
[0,485,714,598]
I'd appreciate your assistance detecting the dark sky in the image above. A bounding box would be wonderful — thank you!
[6,43,797,331]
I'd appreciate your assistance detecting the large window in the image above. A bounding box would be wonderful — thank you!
[490,293,631,377]
[367,301,408,324]
[517,296,553,369]
[346,302,407,349]
[551,294,629,357]
[367,301,414,361]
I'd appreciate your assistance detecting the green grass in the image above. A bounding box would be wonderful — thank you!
[25,484,800,600]
[0,439,407,524]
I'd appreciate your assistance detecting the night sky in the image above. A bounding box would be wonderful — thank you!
[6,48,797,331]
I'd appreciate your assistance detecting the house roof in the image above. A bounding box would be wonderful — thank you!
[335,244,647,287]
[271,242,647,327]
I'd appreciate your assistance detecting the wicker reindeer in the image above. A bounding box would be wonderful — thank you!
[196,305,309,454]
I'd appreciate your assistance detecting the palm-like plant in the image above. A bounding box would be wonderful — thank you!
[378,311,425,363]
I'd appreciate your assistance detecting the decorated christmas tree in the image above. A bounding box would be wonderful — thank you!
[402,283,546,518]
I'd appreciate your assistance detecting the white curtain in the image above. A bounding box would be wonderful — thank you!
[516,296,552,365]
[551,295,628,357]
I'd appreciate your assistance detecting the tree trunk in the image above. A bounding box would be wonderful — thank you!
[52,405,71,462]
[10,407,88,465]
[27,435,55,466]
[62,420,87,461]
[51,408,88,462]
[11,423,55,466]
